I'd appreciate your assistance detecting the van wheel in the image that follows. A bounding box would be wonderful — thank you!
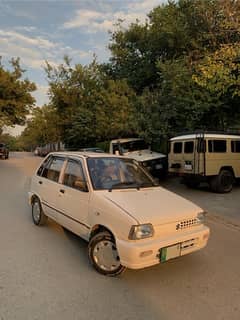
[32,197,48,226]
[88,231,126,276]
[210,170,234,193]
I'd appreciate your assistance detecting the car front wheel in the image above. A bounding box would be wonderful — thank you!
[32,197,48,226]
[88,231,126,276]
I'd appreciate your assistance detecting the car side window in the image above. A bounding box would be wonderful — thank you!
[231,140,240,153]
[184,141,194,153]
[63,159,86,191]
[42,157,65,182]
[37,155,52,176]
[208,140,226,153]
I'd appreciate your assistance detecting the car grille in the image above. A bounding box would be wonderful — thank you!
[176,218,198,230]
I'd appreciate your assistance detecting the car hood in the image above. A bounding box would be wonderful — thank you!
[103,187,202,225]
[122,150,166,162]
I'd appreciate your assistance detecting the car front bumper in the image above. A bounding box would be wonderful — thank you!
[116,225,210,269]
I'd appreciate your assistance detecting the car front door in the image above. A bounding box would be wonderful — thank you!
[56,158,90,240]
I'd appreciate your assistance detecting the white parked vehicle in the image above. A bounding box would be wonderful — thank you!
[28,152,210,276]
[109,138,168,178]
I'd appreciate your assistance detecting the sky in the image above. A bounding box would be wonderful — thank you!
[0,0,165,135]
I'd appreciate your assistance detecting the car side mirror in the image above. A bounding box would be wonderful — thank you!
[74,180,89,192]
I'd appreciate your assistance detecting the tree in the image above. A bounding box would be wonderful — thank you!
[135,58,212,150]
[45,58,137,149]
[193,43,240,129]
[107,0,240,92]
[0,133,20,151]
[19,105,61,150]
[0,58,36,130]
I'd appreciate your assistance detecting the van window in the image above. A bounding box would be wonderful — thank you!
[208,140,226,153]
[184,141,194,153]
[173,142,182,153]
[42,157,65,182]
[231,140,240,153]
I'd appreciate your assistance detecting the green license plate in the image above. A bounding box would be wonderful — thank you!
[160,243,181,262]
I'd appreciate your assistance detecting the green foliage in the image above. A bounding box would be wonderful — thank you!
[45,58,137,149]
[136,58,213,146]
[0,58,36,130]
[19,105,60,150]
[193,44,240,97]
[106,0,240,138]
[192,43,240,129]
[0,133,20,151]
[21,0,240,150]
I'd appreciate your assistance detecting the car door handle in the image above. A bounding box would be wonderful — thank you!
[38,181,43,185]
[59,189,65,194]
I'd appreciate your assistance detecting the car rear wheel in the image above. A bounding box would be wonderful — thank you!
[32,197,48,226]
[88,231,126,276]
[210,170,234,193]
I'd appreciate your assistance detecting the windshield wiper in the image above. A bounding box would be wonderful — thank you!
[109,181,155,192]
[109,182,140,192]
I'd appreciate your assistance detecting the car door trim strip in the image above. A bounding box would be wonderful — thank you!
[42,201,90,229]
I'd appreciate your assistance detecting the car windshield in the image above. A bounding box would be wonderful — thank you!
[87,157,155,190]
[119,140,149,153]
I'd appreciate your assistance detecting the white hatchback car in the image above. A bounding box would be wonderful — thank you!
[28,152,210,276]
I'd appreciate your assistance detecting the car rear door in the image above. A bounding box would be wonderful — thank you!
[35,155,66,220]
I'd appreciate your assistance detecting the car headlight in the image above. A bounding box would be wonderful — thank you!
[197,211,207,224]
[128,224,154,240]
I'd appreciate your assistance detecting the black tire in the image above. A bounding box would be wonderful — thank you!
[32,197,48,226]
[88,231,126,276]
[210,170,234,193]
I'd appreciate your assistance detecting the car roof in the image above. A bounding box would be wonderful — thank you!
[47,151,123,159]
[111,138,143,143]
[170,133,240,141]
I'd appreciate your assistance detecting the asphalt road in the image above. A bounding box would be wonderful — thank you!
[0,152,240,320]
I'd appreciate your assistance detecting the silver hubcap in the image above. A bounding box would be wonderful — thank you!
[93,240,120,271]
[33,202,41,222]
